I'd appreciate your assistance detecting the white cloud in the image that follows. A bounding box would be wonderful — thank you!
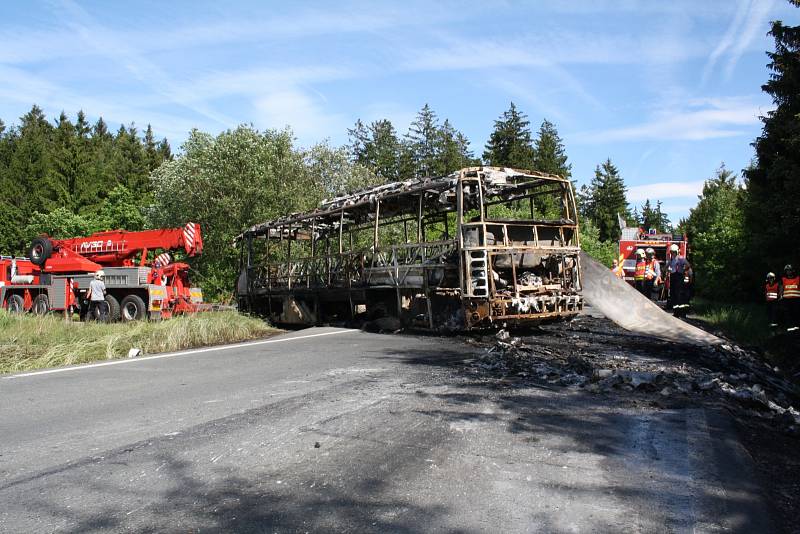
[187,66,354,103]
[702,0,776,83]
[254,88,349,147]
[702,0,750,84]
[627,181,705,202]
[0,65,202,141]
[0,5,409,65]
[723,0,775,79]
[401,32,704,72]
[573,96,764,143]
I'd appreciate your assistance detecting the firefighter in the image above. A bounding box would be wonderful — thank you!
[781,264,799,330]
[86,270,108,322]
[765,272,780,327]
[667,244,690,314]
[634,249,647,294]
[611,259,624,279]
[644,248,661,301]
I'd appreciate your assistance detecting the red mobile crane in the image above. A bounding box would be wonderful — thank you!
[0,223,205,321]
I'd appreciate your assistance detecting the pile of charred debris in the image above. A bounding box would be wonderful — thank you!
[462,314,800,433]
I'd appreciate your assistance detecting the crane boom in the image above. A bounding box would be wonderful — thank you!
[41,223,202,269]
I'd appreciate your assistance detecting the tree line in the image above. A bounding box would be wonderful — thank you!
[682,2,799,301]
[0,105,171,253]
[0,102,674,299]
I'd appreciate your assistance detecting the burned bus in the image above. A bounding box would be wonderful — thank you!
[235,167,583,330]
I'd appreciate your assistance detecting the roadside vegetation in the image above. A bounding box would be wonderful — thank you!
[690,299,771,347]
[0,311,278,374]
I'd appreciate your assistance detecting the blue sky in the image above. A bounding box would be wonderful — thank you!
[1,0,796,221]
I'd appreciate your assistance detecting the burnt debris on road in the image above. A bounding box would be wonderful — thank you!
[452,311,800,532]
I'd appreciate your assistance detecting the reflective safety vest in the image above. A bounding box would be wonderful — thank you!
[612,266,624,279]
[634,260,646,281]
[783,276,800,299]
[765,281,779,301]
[645,259,659,280]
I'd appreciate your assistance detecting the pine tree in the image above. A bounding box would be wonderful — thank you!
[52,111,80,209]
[113,124,148,195]
[403,104,440,177]
[532,119,571,178]
[0,118,23,252]
[143,124,161,171]
[88,117,116,194]
[347,119,400,182]
[683,165,746,300]
[0,108,172,253]
[640,199,655,231]
[744,0,800,271]
[75,110,91,139]
[157,139,172,162]
[369,119,400,182]
[347,119,370,165]
[483,102,535,169]
[12,106,55,217]
[588,158,628,242]
[653,201,671,233]
[437,119,474,175]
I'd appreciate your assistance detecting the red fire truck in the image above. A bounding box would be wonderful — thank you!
[618,226,689,298]
[0,223,204,321]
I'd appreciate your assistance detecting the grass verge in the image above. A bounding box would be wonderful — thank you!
[0,311,279,374]
[690,298,771,347]
[690,298,800,377]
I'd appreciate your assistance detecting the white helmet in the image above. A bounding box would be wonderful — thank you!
[767,272,776,280]
[635,248,645,257]
[645,247,655,255]
[670,244,679,253]
[95,270,105,280]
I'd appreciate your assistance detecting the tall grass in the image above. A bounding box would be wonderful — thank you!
[690,298,771,347]
[0,311,278,374]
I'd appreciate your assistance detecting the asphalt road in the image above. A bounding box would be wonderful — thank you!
[0,326,773,533]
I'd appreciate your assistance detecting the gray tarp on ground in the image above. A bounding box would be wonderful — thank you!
[580,252,722,346]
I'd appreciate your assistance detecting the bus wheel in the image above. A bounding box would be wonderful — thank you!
[120,295,147,321]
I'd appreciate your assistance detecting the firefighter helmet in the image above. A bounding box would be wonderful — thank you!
[670,244,679,253]
[635,248,645,257]
[94,270,105,280]
[767,272,776,280]
[645,247,655,255]
[785,264,794,273]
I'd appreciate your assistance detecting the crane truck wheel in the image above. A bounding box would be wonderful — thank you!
[6,294,25,314]
[28,237,53,266]
[32,294,50,315]
[105,294,121,322]
[120,294,147,322]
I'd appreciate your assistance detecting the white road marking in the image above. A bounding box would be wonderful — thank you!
[2,329,359,380]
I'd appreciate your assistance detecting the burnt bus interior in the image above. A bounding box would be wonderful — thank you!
[236,167,583,330]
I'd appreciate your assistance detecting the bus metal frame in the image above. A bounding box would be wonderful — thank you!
[235,166,583,330]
